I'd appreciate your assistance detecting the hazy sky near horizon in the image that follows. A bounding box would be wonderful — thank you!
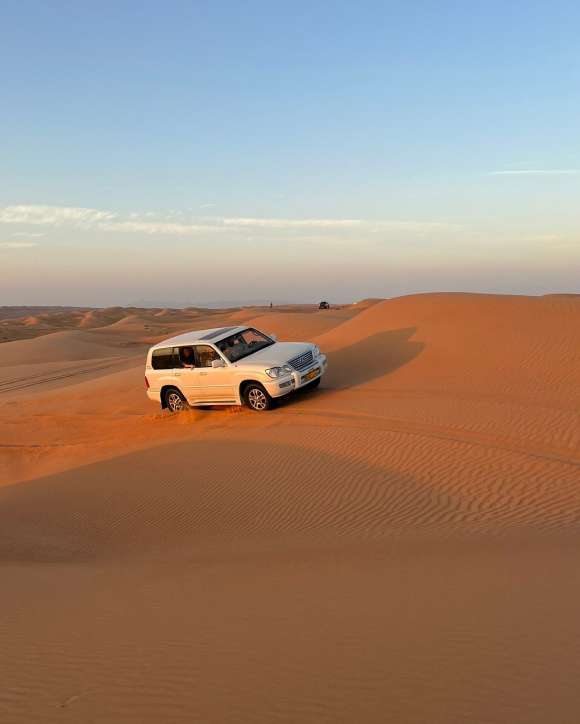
[1,0,579,305]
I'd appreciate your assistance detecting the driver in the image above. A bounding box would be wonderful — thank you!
[222,335,241,360]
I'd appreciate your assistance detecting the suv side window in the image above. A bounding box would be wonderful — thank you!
[195,345,221,368]
[151,347,178,370]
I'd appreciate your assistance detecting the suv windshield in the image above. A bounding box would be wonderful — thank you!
[216,328,274,362]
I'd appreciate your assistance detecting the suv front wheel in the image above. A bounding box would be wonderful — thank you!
[243,383,274,411]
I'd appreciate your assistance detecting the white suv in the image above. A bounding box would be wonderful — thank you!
[145,326,327,412]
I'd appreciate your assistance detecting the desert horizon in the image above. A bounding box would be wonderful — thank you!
[1,292,580,721]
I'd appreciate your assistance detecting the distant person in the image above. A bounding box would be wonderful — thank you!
[270,302,273,309]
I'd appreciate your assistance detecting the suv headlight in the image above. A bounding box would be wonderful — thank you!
[313,345,320,358]
[265,365,293,378]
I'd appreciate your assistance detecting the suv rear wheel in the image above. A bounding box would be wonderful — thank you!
[163,386,187,413]
[243,383,274,411]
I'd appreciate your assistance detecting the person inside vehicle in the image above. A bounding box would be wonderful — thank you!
[221,334,242,361]
[180,346,195,368]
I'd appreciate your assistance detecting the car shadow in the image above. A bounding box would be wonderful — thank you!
[277,327,424,408]
[325,327,423,388]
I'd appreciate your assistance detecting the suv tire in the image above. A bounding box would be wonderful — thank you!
[163,386,187,413]
[243,383,274,411]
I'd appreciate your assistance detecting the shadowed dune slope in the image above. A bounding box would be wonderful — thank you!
[2,429,580,565]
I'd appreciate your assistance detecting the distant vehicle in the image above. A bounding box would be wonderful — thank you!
[145,326,327,412]
[319,301,330,310]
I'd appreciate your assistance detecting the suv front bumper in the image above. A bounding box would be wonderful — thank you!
[264,354,327,398]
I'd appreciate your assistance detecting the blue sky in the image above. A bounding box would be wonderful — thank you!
[1,0,579,305]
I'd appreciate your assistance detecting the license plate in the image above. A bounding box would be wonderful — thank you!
[303,367,320,382]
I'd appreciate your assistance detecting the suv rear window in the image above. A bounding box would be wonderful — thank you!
[151,347,178,370]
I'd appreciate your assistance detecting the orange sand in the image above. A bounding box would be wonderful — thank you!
[1,294,579,723]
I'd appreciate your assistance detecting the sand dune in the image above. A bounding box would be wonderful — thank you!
[1,294,580,722]
[0,303,231,344]
[244,309,356,340]
[0,330,136,367]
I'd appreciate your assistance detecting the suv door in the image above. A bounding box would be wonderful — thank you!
[194,345,235,402]
[174,346,207,404]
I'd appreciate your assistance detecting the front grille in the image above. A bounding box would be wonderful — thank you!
[288,350,314,371]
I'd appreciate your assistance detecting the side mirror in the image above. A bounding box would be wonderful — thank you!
[269,333,277,342]
[211,358,226,368]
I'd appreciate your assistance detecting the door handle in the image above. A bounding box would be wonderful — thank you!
[200,371,208,376]
[174,371,182,376]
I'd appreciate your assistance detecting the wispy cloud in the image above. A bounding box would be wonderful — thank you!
[223,217,364,229]
[0,204,116,225]
[101,220,226,235]
[11,231,45,238]
[372,220,460,232]
[488,169,580,176]
[0,241,40,249]
[0,204,459,237]
[221,218,459,232]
